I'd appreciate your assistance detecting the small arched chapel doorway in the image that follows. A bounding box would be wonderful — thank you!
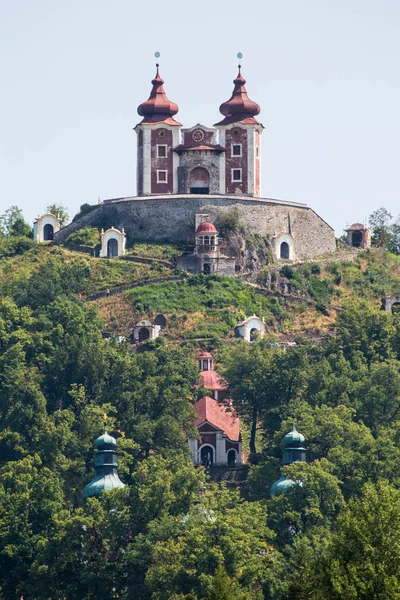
[227,449,236,467]
[190,167,210,194]
[392,303,400,314]
[43,223,54,241]
[200,445,214,466]
[280,241,289,259]
[203,263,211,274]
[352,231,363,248]
[107,238,118,257]
[138,327,150,343]
[250,327,259,342]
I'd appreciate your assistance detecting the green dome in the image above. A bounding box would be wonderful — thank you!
[95,431,117,449]
[284,425,305,447]
[270,475,300,497]
[83,430,124,500]
[83,473,125,500]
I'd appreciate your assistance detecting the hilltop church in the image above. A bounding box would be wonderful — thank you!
[51,59,336,263]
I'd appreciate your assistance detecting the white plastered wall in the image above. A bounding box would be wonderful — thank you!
[274,232,295,261]
[100,227,126,257]
[33,213,61,243]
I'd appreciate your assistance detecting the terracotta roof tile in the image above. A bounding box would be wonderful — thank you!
[200,370,226,391]
[194,396,240,441]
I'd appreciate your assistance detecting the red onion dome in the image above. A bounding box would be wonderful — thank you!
[137,64,179,120]
[196,221,218,234]
[219,65,260,119]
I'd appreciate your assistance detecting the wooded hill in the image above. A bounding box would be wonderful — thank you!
[2,228,400,599]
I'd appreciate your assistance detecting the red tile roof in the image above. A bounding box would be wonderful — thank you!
[214,65,262,127]
[173,144,225,153]
[196,221,218,234]
[137,64,181,126]
[194,396,240,441]
[200,369,226,391]
[345,223,368,231]
[198,351,213,359]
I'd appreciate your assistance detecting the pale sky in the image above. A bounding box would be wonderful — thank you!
[1,0,400,234]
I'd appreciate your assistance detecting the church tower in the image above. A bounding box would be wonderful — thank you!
[270,425,307,497]
[135,63,181,195]
[215,64,264,197]
[83,430,125,500]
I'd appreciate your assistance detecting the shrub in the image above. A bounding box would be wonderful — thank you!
[0,235,36,258]
[280,265,295,279]
[66,228,100,248]
[214,208,244,235]
[311,263,321,275]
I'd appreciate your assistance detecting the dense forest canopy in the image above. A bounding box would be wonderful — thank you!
[2,206,400,598]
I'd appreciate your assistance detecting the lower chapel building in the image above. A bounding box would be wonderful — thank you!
[50,60,337,264]
[189,352,242,467]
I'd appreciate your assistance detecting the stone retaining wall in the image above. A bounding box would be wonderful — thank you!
[55,194,336,260]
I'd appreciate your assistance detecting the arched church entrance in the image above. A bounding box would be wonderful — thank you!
[203,263,211,274]
[280,241,289,259]
[107,238,118,257]
[352,231,363,248]
[250,328,259,342]
[43,223,54,241]
[138,327,150,343]
[227,449,236,467]
[190,167,210,194]
[200,445,214,466]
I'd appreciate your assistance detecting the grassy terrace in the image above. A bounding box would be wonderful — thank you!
[0,245,174,299]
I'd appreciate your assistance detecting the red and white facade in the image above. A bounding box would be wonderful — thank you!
[135,64,263,197]
[189,352,242,467]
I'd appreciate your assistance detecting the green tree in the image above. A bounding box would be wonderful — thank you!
[0,206,32,237]
[47,203,69,226]
[146,486,272,600]
[319,480,400,599]
[336,299,395,365]
[369,207,393,248]
[207,563,249,599]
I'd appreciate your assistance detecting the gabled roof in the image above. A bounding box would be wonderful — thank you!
[194,396,240,442]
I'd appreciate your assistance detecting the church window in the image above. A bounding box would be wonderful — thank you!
[158,129,167,138]
[232,168,242,182]
[157,170,168,183]
[280,241,290,259]
[204,235,210,245]
[157,145,167,158]
[232,128,240,136]
[232,144,242,157]
[256,147,259,158]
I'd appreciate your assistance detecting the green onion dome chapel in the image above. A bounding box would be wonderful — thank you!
[83,431,125,500]
[270,425,306,497]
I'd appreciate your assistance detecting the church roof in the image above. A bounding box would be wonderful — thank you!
[174,143,225,154]
[194,395,240,441]
[200,369,226,391]
[345,223,368,231]
[196,221,218,234]
[137,64,182,126]
[198,351,213,359]
[214,65,262,127]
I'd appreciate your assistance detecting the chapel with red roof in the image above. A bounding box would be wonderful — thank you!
[135,61,262,197]
[54,57,337,263]
[188,351,242,467]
